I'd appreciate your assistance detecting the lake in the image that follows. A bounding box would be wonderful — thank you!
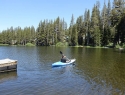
[0,46,125,95]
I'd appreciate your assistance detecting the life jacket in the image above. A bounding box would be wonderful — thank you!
[61,58,66,63]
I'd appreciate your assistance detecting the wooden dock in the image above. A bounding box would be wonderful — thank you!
[0,59,17,73]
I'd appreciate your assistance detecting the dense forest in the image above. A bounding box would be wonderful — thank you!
[0,0,125,48]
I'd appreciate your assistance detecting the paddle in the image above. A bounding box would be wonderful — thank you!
[60,51,63,55]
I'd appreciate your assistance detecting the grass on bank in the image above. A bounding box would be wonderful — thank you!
[0,42,35,46]
[0,42,125,49]
[25,43,35,46]
[56,42,68,47]
[0,44,9,46]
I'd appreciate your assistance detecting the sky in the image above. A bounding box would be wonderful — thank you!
[0,0,113,31]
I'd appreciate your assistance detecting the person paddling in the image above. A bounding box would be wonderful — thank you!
[60,51,70,63]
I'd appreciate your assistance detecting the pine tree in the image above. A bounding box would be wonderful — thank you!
[36,20,46,46]
[30,26,36,44]
[76,15,84,45]
[101,1,110,46]
[111,0,125,46]
[85,10,91,46]
[69,14,75,45]
[16,27,22,45]
[90,2,101,46]
[71,24,78,46]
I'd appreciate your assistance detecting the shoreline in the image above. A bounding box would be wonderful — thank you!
[0,44,125,50]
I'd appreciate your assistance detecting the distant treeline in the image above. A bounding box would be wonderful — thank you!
[0,0,125,47]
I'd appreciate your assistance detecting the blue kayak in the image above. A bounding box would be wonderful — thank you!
[52,59,76,67]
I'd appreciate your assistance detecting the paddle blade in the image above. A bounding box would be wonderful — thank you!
[60,51,63,54]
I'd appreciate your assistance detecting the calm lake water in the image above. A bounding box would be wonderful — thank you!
[0,46,125,95]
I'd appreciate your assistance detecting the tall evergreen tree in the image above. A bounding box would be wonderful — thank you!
[16,27,22,45]
[101,1,110,46]
[69,14,75,45]
[111,0,125,46]
[36,20,45,45]
[90,2,101,46]
[76,15,84,45]
[116,15,125,45]
[84,9,91,46]
[71,24,78,46]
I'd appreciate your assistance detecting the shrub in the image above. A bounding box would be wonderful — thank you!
[25,43,35,46]
[56,42,68,47]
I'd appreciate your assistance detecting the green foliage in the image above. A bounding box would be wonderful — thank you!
[115,44,125,49]
[115,44,121,48]
[0,44,9,46]
[90,3,101,46]
[56,42,68,47]
[36,17,67,46]
[0,0,125,48]
[25,43,35,46]
[123,44,125,48]
[71,24,78,46]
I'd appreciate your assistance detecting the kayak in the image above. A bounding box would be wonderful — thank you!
[52,59,76,67]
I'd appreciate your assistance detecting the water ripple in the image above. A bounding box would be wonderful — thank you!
[0,47,125,95]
